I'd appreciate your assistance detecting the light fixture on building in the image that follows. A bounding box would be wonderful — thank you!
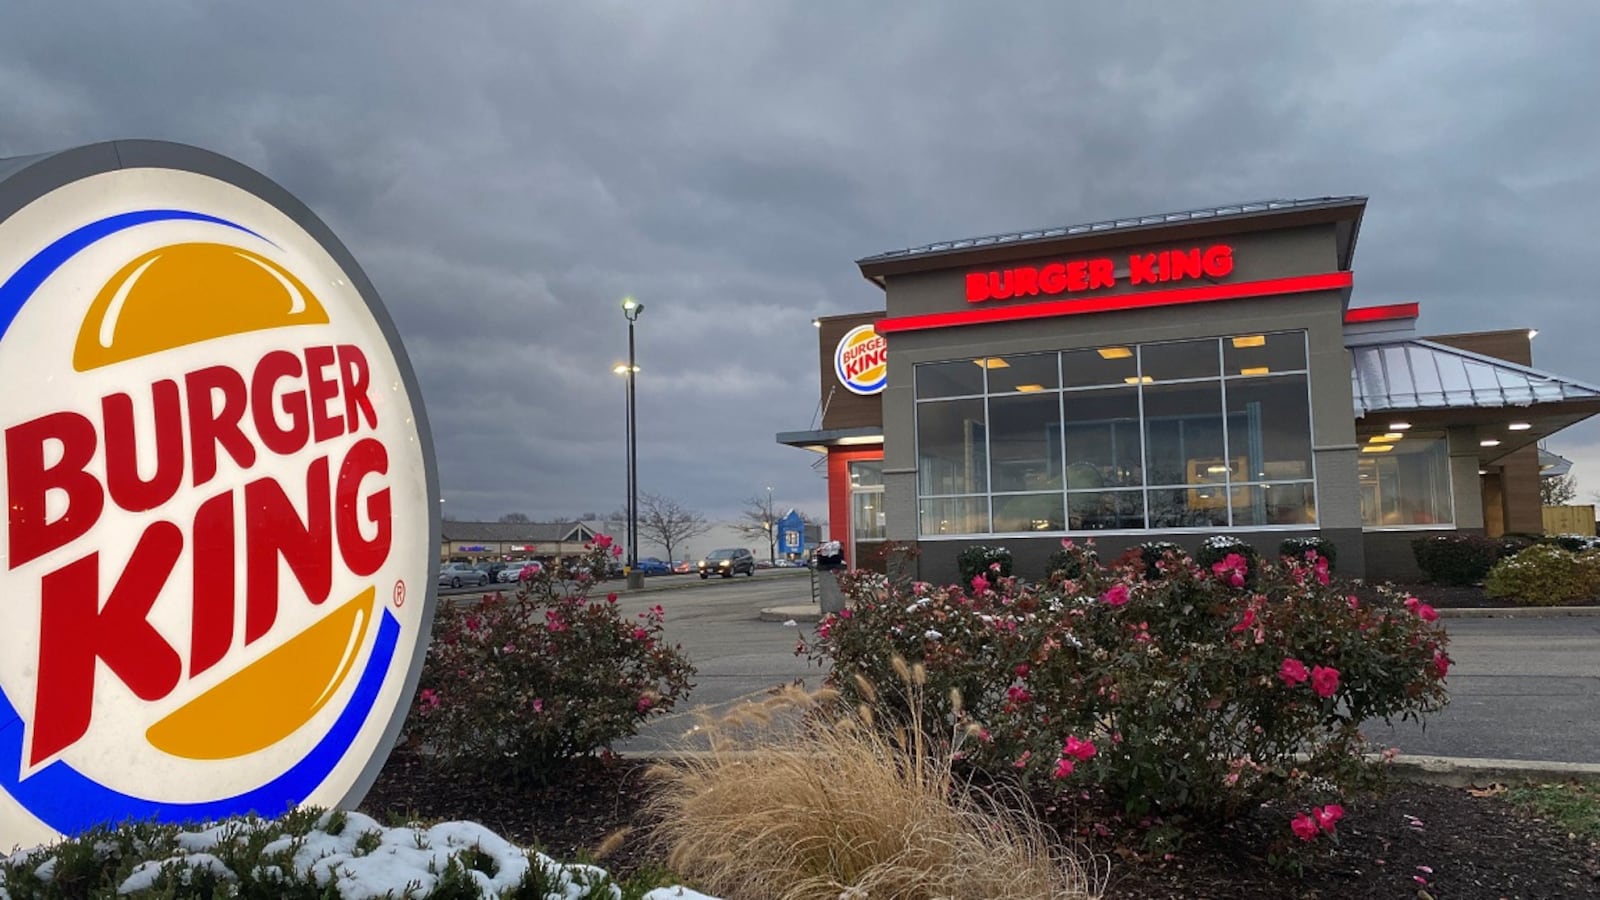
[1231,335,1266,348]
[1388,421,1412,431]
[1478,469,1488,475]
[1097,346,1133,360]
[1480,438,1501,447]
[972,357,1011,369]
[1508,422,1532,431]
[1528,329,1539,340]
[812,318,821,328]
[1239,366,1270,376]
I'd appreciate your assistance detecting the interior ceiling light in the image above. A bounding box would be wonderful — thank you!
[972,357,1010,369]
[1097,347,1133,360]
[1361,445,1394,453]
[1480,438,1501,447]
[1014,384,1045,393]
[1239,366,1270,376]
[1231,335,1266,348]
[1508,422,1532,431]
[1389,421,1412,431]
[1123,375,1154,385]
[1368,434,1404,443]
[1206,464,1229,474]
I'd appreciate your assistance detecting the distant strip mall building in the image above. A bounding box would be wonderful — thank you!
[778,198,1600,582]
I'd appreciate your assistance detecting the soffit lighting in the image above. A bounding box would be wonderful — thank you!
[1239,366,1270,376]
[1098,347,1133,360]
[1231,335,1266,348]
[1123,375,1154,385]
[1480,438,1501,447]
[1362,445,1394,453]
[1508,422,1532,431]
[973,357,1011,369]
[1389,421,1412,431]
[1478,469,1488,475]
[1014,384,1045,392]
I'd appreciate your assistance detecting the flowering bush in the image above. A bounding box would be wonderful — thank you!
[1195,534,1261,588]
[1484,542,1600,606]
[805,539,1450,831]
[1280,536,1338,572]
[1411,534,1500,585]
[957,544,1013,584]
[407,536,695,781]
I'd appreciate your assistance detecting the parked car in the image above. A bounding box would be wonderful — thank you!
[634,557,672,576]
[699,548,756,579]
[497,560,542,582]
[438,562,488,588]
[672,560,693,574]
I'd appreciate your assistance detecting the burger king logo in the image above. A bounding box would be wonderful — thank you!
[0,142,437,849]
[834,324,886,395]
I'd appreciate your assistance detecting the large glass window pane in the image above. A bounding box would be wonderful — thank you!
[1141,339,1220,382]
[916,360,984,398]
[987,352,1060,393]
[853,489,886,541]
[1231,482,1317,526]
[1360,434,1454,526]
[1142,382,1225,486]
[1225,331,1307,375]
[1062,387,1142,487]
[993,493,1065,532]
[849,460,883,488]
[1226,374,1313,482]
[989,393,1062,492]
[1147,487,1229,528]
[1062,346,1137,388]
[920,497,989,535]
[917,399,988,495]
[1067,490,1146,530]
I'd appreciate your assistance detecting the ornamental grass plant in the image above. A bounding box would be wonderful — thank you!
[645,665,1103,900]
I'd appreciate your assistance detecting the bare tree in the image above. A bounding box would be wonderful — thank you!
[637,492,712,563]
[499,512,531,523]
[735,493,779,564]
[1542,473,1578,506]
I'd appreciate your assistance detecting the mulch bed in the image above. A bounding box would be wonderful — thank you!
[361,748,1600,899]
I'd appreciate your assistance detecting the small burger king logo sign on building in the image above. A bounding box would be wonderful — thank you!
[834,324,886,395]
[0,141,438,848]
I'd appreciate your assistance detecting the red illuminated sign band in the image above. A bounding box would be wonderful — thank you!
[1343,302,1418,324]
[967,244,1234,303]
[878,272,1354,335]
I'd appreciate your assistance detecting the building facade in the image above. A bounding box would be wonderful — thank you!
[780,198,1600,583]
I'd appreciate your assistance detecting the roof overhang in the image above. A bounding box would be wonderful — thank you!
[776,426,884,454]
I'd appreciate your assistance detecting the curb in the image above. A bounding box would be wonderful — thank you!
[759,605,824,624]
[1437,605,1600,618]
[1387,754,1600,787]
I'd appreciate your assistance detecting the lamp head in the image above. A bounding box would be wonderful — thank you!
[622,296,643,320]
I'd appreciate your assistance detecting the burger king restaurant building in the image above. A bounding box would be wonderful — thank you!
[779,198,1600,583]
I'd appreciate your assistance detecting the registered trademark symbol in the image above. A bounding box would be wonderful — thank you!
[393,580,407,608]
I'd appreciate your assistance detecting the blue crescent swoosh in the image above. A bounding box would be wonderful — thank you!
[0,609,398,833]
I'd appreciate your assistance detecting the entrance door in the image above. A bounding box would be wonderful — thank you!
[851,460,886,572]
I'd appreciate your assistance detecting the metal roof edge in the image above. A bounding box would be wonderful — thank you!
[1409,339,1600,397]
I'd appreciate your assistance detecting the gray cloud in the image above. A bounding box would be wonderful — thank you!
[5,0,1600,525]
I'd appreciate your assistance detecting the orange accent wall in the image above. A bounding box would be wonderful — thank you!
[827,447,884,567]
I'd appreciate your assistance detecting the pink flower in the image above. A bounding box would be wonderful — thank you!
[595,534,613,549]
[1062,735,1097,761]
[1102,584,1130,607]
[1315,804,1344,832]
[1052,758,1076,779]
[1006,685,1033,705]
[1313,556,1331,586]
[418,688,440,710]
[1230,608,1256,634]
[971,574,990,594]
[1416,603,1439,622]
[545,610,569,632]
[1211,553,1249,588]
[1012,750,1032,768]
[1014,663,1031,678]
[1433,651,1452,678]
[1347,595,1360,610]
[532,698,544,713]
[839,608,852,619]
[613,545,623,557]
[1404,595,1420,612]
[607,592,618,604]
[1310,665,1340,698]
[636,695,654,712]
[632,627,649,641]
[1279,658,1309,686]
[1291,812,1320,842]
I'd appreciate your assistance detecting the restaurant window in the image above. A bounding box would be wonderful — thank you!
[1359,432,1453,527]
[913,333,1317,536]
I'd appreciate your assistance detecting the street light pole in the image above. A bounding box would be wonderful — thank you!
[623,297,644,590]
[766,485,776,565]
[613,362,635,577]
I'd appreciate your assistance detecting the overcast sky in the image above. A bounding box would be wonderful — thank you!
[4,1,1600,526]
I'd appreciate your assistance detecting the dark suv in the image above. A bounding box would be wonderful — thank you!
[699,547,756,578]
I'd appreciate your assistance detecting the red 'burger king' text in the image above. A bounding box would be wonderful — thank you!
[5,343,394,765]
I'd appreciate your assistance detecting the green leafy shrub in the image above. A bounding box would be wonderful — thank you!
[1484,543,1600,606]
[1135,541,1185,580]
[1044,539,1097,584]
[1496,533,1540,559]
[1195,535,1261,588]
[807,542,1450,833]
[957,544,1013,585]
[1411,534,1500,585]
[408,536,696,782]
[1280,536,1338,571]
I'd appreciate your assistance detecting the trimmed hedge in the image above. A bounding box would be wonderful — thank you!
[1195,535,1261,588]
[1484,543,1600,606]
[957,544,1013,585]
[1411,534,1500,585]
[1280,536,1338,571]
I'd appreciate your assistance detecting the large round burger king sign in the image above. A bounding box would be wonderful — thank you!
[0,141,437,848]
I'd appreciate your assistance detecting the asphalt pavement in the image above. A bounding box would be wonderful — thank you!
[526,568,1600,779]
